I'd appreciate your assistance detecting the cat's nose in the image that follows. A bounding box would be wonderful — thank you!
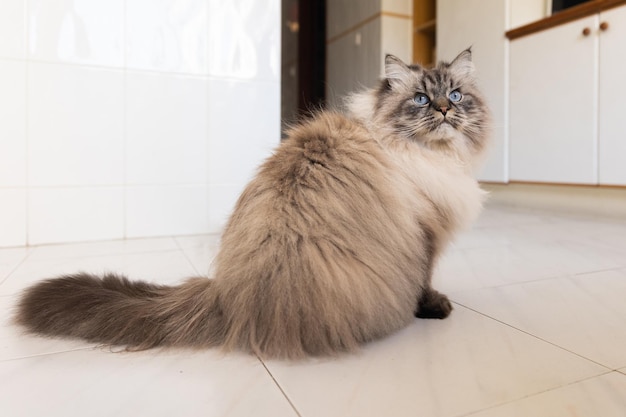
[433,98,449,116]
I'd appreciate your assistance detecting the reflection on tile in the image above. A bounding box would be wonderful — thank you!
[436,208,626,293]
[0,60,26,187]
[28,187,125,246]
[0,0,26,58]
[437,240,624,294]
[0,189,27,248]
[208,184,243,232]
[125,185,210,238]
[28,0,124,67]
[208,0,280,80]
[126,72,208,185]
[472,205,554,229]
[126,0,207,74]
[264,306,605,417]
[0,349,298,417]
[208,78,280,185]
[452,269,626,369]
[28,63,124,187]
[467,372,626,417]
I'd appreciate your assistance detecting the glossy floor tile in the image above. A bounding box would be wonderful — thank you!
[0,349,297,417]
[452,269,626,370]
[263,305,605,417]
[1,205,626,417]
[465,372,626,417]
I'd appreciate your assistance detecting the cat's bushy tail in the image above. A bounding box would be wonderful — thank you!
[14,273,226,349]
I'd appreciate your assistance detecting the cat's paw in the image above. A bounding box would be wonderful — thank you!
[415,290,453,319]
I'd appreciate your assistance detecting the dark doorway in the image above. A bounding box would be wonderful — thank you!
[281,0,326,134]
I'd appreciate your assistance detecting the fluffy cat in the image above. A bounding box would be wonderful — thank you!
[15,49,490,359]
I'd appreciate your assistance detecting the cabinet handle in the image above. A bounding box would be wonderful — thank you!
[600,21,609,31]
[582,27,591,36]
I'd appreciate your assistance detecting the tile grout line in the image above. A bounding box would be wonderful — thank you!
[122,0,128,240]
[448,264,626,297]
[452,301,613,370]
[257,356,303,417]
[455,370,617,417]
[0,346,98,364]
[172,238,203,276]
[24,0,30,247]
[0,247,37,287]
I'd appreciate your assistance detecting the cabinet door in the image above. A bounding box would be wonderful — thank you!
[598,5,626,185]
[509,16,598,184]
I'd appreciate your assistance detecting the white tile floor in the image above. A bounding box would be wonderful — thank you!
[1,204,626,417]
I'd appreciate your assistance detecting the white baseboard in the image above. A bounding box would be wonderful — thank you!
[481,183,626,219]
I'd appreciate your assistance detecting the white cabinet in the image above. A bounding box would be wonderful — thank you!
[509,16,598,184]
[438,2,626,185]
[598,6,626,185]
[510,5,626,185]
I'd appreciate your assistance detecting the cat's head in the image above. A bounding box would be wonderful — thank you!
[360,49,490,159]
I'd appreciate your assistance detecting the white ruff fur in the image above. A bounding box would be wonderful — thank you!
[347,89,487,241]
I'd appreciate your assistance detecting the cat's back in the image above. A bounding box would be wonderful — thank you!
[268,111,385,188]
[230,111,402,235]
[214,112,419,358]
[217,111,403,247]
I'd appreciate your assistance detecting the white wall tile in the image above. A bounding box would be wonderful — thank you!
[208,184,243,232]
[28,187,124,245]
[126,0,207,74]
[28,63,124,187]
[0,60,26,187]
[208,79,280,186]
[28,0,124,67]
[0,0,26,59]
[0,189,27,247]
[0,0,281,246]
[208,0,280,81]
[126,72,208,185]
[126,185,209,238]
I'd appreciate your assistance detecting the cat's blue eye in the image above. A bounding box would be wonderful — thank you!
[414,93,430,106]
[449,90,462,102]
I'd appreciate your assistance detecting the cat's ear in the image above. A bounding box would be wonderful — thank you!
[449,48,475,80]
[385,54,415,90]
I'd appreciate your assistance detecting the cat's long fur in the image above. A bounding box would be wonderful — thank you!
[15,49,490,359]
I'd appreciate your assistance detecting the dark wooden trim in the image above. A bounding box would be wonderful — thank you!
[506,0,626,40]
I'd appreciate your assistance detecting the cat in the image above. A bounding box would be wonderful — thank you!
[15,49,490,360]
